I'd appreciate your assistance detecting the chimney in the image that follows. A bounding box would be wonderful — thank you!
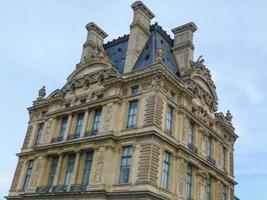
[80,22,108,64]
[124,1,155,73]
[172,22,197,76]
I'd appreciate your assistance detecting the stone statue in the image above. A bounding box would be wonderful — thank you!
[38,86,46,99]
[156,48,164,63]
[225,110,233,126]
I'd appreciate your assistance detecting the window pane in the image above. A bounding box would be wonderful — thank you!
[186,165,193,199]
[119,146,132,183]
[127,101,138,128]
[23,160,34,190]
[188,121,194,144]
[65,154,76,186]
[82,151,94,185]
[92,109,102,132]
[75,113,84,135]
[165,106,173,133]
[35,123,44,145]
[48,156,58,187]
[59,117,68,138]
[207,136,212,156]
[161,151,170,189]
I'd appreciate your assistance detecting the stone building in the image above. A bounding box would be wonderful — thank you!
[7,1,238,200]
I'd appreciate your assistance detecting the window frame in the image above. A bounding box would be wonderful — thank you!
[165,105,174,134]
[126,100,138,129]
[35,123,44,145]
[222,184,228,200]
[186,164,193,200]
[75,113,84,136]
[207,136,212,157]
[119,146,132,184]
[161,151,171,189]
[23,160,34,190]
[64,154,76,187]
[47,156,58,187]
[59,117,68,139]
[82,151,94,186]
[188,121,194,145]
[92,108,102,133]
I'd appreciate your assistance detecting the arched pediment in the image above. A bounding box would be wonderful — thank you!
[67,61,112,82]
[191,62,218,102]
[186,61,218,112]
[67,46,115,82]
[46,89,65,99]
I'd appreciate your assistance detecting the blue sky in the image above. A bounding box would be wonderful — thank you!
[0,0,266,199]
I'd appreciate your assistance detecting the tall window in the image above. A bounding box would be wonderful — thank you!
[47,156,58,187]
[59,117,68,139]
[119,146,132,183]
[127,100,138,128]
[207,178,212,200]
[35,123,44,145]
[165,105,173,134]
[188,121,194,145]
[222,147,227,171]
[82,151,94,185]
[161,151,170,189]
[64,154,76,187]
[186,165,193,200]
[222,184,228,200]
[23,160,34,190]
[75,113,84,136]
[207,136,212,157]
[92,109,102,133]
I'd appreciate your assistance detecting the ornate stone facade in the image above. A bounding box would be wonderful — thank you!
[7,1,238,200]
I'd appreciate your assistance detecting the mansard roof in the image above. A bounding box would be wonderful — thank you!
[104,23,179,76]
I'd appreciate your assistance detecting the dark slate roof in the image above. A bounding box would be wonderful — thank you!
[104,23,180,76]
[104,35,129,74]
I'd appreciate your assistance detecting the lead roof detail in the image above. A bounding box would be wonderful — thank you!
[104,23,180,76]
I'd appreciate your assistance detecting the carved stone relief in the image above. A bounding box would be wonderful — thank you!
[103,105,113,131]
[93,148,105,183]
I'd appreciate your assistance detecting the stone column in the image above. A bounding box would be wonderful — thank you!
[176,157,187,200]
[53,154,63,186]
[36,156,48,186]
[81,110,89,137]
[49,117,58,139]
[63,114,73,140]
[71,150,81,185]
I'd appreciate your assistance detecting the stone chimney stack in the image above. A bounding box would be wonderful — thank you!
[172,22,197,76]
[124,1,155,73]
[80,22,108,64]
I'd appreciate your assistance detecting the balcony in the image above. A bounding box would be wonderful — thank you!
[70,184,86,192]
[187,143,198,154]
[52,185,67,193]
[67,133,80,141]
[51,136,63,143]
[207,156,216,166]
[35,186,50,193]
[84,130,98,137]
